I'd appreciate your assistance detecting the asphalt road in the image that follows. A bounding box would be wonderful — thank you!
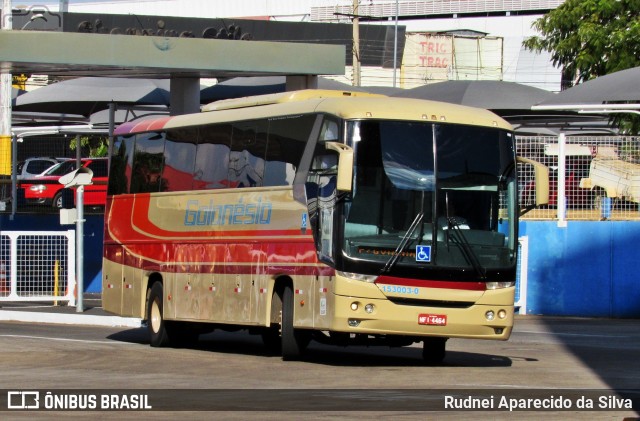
[0,316,638,420]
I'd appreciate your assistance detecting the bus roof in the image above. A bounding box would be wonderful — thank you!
[114,89,512,136]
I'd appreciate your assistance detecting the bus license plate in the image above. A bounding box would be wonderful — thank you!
[418,314,447,326]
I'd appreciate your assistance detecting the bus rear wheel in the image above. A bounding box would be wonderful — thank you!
[148,282,170,347]
[281,285,311,361]
[422,337,447,365]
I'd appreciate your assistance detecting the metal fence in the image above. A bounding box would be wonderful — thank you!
[517,135,640,221]
[0,230,76,304]
[3,134,640,221]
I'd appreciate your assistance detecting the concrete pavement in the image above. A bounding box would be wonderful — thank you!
[0,293,141,328]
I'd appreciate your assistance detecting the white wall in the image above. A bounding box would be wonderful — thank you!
[398,15,561,91]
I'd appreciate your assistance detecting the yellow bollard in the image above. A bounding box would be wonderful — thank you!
[54,260,59,306]
[0,135,11,176]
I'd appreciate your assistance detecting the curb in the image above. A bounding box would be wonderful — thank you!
[0,310,141,328]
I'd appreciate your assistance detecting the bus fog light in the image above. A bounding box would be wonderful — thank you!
[485,310,495,321]
[348,319,360,327]
[498,309,507,319]
[364,304,374,314]
[350,302,359,311]
[495,328,504,334]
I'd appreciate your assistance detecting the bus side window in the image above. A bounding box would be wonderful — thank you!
[306,139,339,264]
[130,132,166,194]
[229,120,266,188]
[310,153,338,173]
[107,135,134,195]
[194,124,232,189]
[264,115,315,186]
[163,128,198,192]
[309,118,340,176]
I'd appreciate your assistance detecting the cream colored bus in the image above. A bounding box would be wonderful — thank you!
[103,90,548,363]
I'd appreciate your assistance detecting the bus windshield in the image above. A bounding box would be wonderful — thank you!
[342,120,517,278]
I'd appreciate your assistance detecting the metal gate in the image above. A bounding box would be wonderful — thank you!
[0,230,76,305]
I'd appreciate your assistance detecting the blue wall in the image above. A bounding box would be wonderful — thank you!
[2,214,639,317]
[0,213,104,293]
[520,221,640,318]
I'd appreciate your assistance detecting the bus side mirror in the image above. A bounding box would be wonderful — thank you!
[517,156,549,209]
[325,142,353,191]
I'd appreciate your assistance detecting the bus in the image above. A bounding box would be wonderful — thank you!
[102,89,548,363]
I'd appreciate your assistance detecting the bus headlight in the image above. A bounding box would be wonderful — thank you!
[486,281,515,290]
[485,310,495,321]
[337,271,378,283]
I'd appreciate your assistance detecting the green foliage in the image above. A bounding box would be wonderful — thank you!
[619,143,640,164]
[523,0,640,84]
[69,135,109,157]
[524,0,640,134]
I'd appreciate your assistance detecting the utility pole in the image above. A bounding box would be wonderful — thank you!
[0,1,13,183]
[393,0,398,87]
[352,0,361,86]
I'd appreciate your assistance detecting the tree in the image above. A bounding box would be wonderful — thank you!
[69,135,108,158]
[524,0,640,134]
[523,0,640,88]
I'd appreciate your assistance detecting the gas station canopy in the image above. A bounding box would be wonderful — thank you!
[0,30,346,115]
[0,30,345,79]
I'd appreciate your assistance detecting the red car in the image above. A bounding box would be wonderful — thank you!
[21,158,108,208]
[521,161,592,209]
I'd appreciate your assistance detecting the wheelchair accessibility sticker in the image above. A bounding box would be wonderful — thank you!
[416,245,431,262]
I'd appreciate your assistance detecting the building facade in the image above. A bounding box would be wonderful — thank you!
[15,0,565,90]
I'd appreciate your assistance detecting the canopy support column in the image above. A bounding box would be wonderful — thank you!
[286,76,318,91]
[170,77,200,115]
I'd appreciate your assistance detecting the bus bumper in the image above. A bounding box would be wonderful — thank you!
[329,293,514,340]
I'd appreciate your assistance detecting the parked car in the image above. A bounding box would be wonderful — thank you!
[520,145,594,209]
[580,156,640,208]
[21,158,108,208]
[16,157,65,180]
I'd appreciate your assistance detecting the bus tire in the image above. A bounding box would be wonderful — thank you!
[281,285,310,361]
[147,282,170,347]
[422,337,447,365]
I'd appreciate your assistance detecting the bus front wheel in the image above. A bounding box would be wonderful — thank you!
[281,285,311,361]
[147,282,170,347]
[422,337,447,365]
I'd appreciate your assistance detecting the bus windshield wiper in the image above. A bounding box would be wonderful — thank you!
[447,218,487,280]
[381,212,424,274]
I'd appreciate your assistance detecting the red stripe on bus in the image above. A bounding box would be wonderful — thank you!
[114,116,172,135]
[376,275,486,291]
[103,245,335,277]
[105,241,320,265]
